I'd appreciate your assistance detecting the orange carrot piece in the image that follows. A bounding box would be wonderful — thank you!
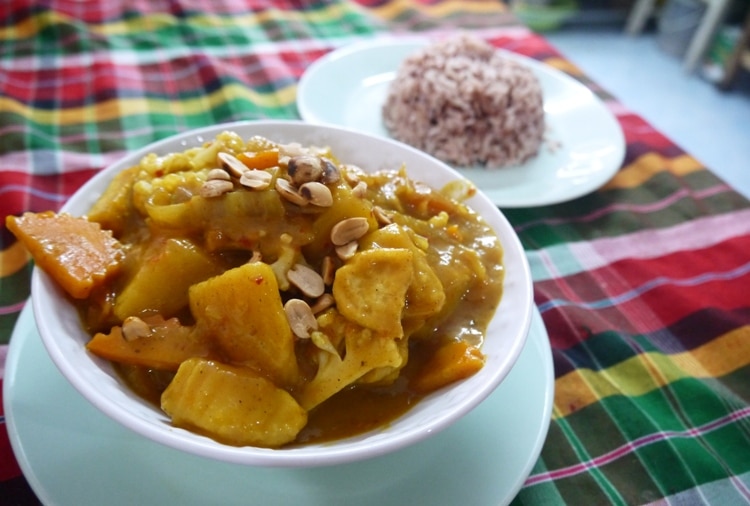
[86,316,213,371]
[237,150,279,170]
[411,340,486,394]
[6,211,124,299]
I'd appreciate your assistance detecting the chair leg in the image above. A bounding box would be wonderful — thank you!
[626,0,657,35]
[683,0,733,72]
[718,10,750,88]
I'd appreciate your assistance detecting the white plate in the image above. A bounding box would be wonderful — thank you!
[5,302,553,506]
[297,38,626,208]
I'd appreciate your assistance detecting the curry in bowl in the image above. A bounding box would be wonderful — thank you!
[8,130,504,449]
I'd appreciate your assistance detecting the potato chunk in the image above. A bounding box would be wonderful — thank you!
[361,224,445,319]
[332,248,413,336]
[6,211,123,299]
[87,165,140,236]
[114,237,223,320]
[162,358,307,448]
[189,261,300,386]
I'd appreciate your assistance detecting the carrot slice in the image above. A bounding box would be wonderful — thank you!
[87,316,213,371]
[237,150,279,170]
[6,211,124,299]
[411,340,485,394]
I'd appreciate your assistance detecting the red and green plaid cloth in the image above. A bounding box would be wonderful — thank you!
[2,1,749,504]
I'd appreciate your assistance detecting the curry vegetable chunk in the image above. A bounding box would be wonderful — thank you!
[297,309,407,411]
[6,131,505,447]
[333,248,414,337]
[86,315,213,370]
[162,358,307,448]
[6,211,124,299]
[189,261,300,387]
[114,237,224,320]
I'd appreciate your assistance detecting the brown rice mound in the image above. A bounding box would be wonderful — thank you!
[382,35,545,168]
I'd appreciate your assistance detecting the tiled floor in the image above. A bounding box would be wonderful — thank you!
[543,24,750,198]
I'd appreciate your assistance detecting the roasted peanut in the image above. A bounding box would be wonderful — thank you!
[287,263,325,298]
[275,178,308,206]
[287,155,324,185]
[122,316,151,341]
[200,179,233,198]
[330,217,369,246]
[299,182,333,207]
[284,299,318,339]
[217,152,249,178]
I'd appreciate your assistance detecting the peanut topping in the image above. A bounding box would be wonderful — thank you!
[287,155,324,185]
[320,158,341,185]
[207,168,231,181]
[310,293,335,314]
[352,181,368,198]
[122,316,151,341]
[373,206,393,225]
[200,179,233,198]
[299,181,333,207]
[320,255,336,285]
[284,299,318,339]
[275,178,308,206]
[330,217,369,246]
[287,263,325,298]
[335,241,358,260]
[217,151,249,178]
[239,169,273,190]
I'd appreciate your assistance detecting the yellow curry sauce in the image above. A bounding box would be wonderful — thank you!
[7,132,504,447]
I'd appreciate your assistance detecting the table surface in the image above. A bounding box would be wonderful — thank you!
[1,1,749,505]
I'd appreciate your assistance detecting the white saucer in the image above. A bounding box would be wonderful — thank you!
[4,302,553,506]
[297,38,625,208]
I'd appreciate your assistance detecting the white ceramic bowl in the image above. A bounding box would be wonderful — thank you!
[32,120,534,467]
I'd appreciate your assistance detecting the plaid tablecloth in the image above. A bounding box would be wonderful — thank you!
[2,1,749,504]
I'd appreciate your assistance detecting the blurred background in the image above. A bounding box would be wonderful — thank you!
[510,0,750,197]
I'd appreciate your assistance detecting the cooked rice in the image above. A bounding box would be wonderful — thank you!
[382,35,545,168]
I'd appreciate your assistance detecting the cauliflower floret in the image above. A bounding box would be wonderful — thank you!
[214,130,247,154]
[132,169,209,213]
[246,134,282,153]
[269,233,299,291]
[297,309,406,410]
[137,152,194,178]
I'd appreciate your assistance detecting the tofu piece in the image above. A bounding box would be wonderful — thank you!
[332,248,413,337]
[361,224,445,319]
